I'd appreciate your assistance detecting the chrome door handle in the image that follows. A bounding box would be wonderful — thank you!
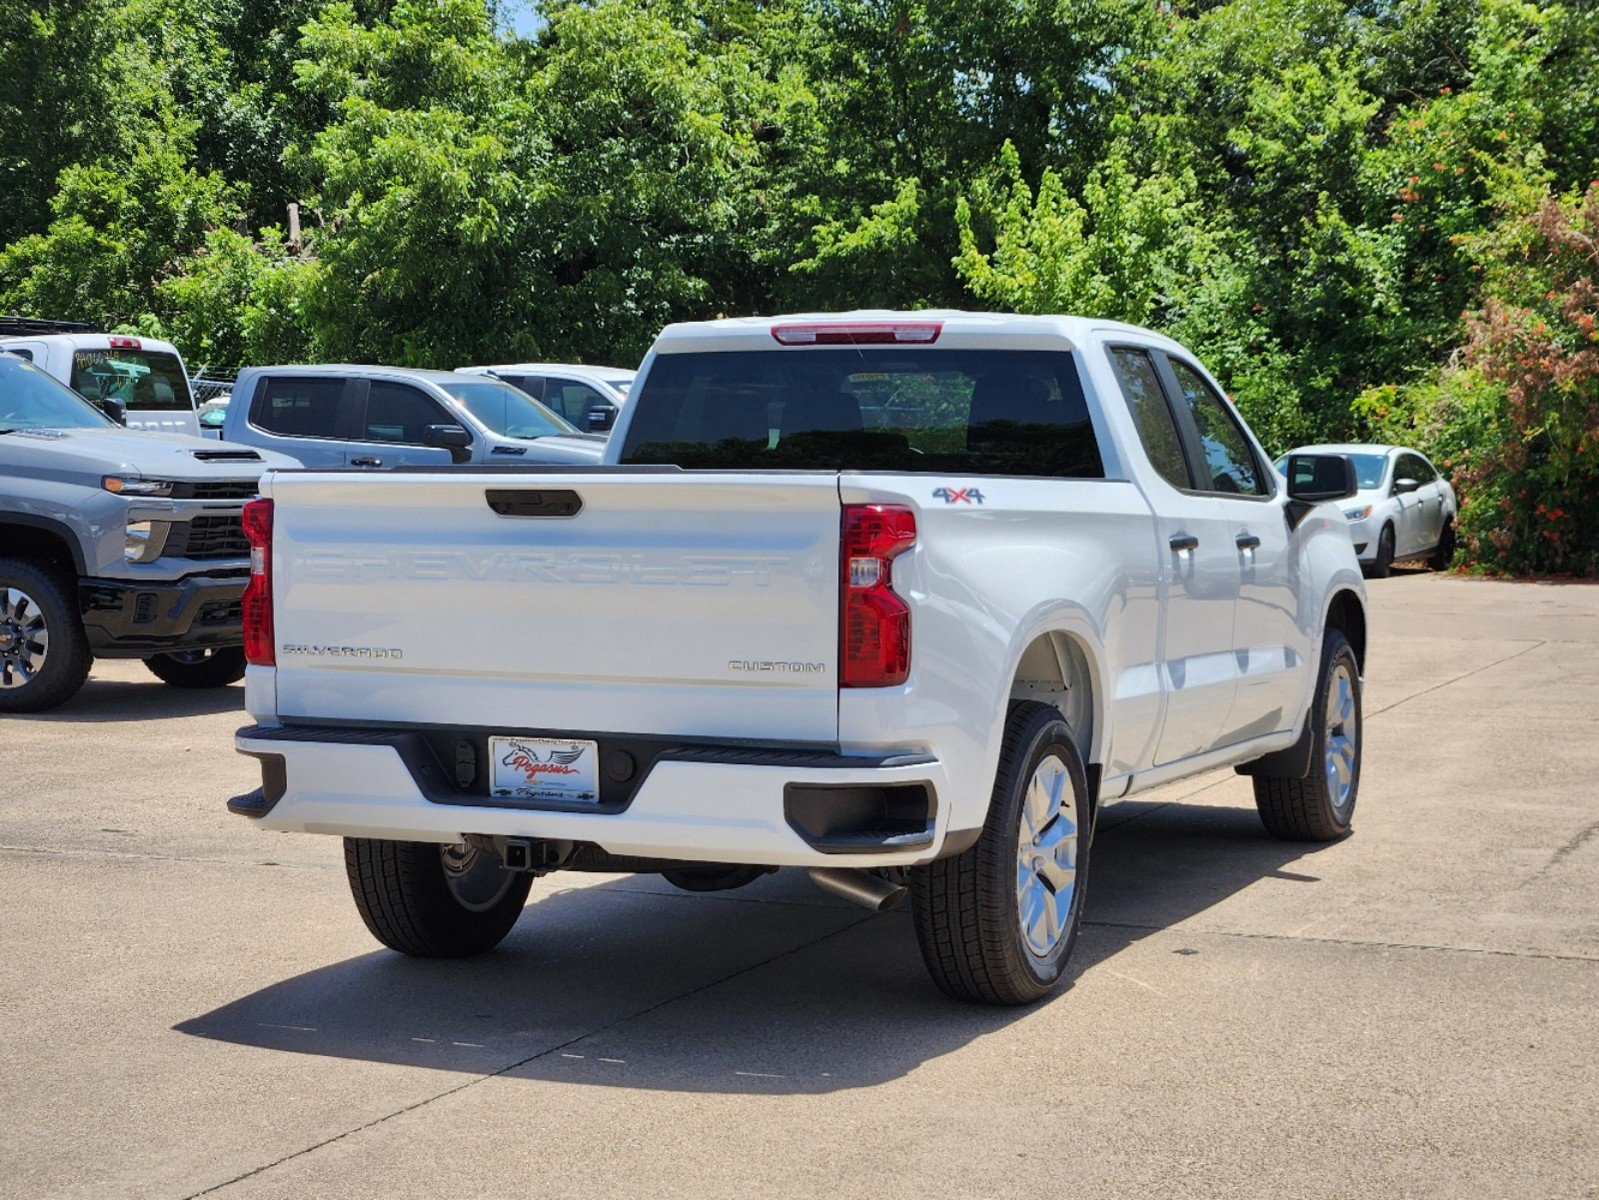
[1235,534,1261,551]
[1169,534,1199,553]
[350,456,383,467]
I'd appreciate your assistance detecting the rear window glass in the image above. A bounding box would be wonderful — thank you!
[71,349,190,411]
[619,349,1103,477]
[254,377,343,438]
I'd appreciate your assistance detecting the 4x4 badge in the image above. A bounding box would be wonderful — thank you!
[933,487,985,505]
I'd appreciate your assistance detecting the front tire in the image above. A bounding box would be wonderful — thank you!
[910,702,1090,1005]
[1253,629,1362,841]
[1429,519,1457,572]
[1365,524,1395,579]
[344,838,532,957]
[0,558,91,714]
[144,646,247,688]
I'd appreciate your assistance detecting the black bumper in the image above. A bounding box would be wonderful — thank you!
[80,574,247,657]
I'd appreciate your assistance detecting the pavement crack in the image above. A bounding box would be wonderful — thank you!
[1082,919,1599,963]
[1364,639,1545,717]
[182,911,880,1198]
[1517,814,1599,890]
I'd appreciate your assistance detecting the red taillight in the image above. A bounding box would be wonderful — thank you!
[772,322,942,346]
[107,335,142,349]
[241,499,274,666]
[841,504,916,687]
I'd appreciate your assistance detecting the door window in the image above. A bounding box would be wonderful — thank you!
[1109,347,1190,489]
[498,375,546,402]
[364,381,454,444]
[1396,453,1435,486]
[1166,359,1267,497]
[545,379,609,424]
[253,377,344,438]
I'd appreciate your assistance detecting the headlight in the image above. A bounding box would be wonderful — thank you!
[103,476,174,497]
[1343,505,1372,521]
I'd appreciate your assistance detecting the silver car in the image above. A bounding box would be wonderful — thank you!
[1277,443,1457,577]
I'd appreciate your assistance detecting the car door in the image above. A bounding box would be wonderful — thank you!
[1108,345,1240,766]
[1159,355,1308,745]
[244,375,353,467]
[1391,452,1432,556]
[1407,452,1446,550]
[340,378,466,469]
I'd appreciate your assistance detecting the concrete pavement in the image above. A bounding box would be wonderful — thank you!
[1,571,1595,1198]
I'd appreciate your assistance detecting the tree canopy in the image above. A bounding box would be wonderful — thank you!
[2,0,1596,572]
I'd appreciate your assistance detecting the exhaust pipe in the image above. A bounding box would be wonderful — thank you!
[808,868,907,912]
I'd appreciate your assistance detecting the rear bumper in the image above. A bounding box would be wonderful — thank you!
[232,724,952,869]
[80,574,246,656]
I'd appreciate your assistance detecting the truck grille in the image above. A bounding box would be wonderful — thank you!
[169,480,259,500]
[167,514,249,559]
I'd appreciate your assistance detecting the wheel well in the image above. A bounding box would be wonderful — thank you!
[0,522,80,576]
[1009,631,1095,770]
[1325,589,1367,672]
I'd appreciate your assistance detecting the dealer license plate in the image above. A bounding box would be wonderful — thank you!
[489,736,601,803]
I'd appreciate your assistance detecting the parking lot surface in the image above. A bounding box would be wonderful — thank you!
[2,572,1596,1198]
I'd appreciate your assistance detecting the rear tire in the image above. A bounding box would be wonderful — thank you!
[344,838,532,957]
[910,702,1090,1005]
[1429,519,1457,572]
[1253,629,1362,842]
[144,646,246,688]
[0,557,91,714]
[1365,525,1395,579]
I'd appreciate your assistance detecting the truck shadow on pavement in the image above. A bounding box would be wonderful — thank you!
[176,798,1329,1094]
[11,676,244,722]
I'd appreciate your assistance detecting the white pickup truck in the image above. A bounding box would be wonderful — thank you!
[229,312,1368,1005]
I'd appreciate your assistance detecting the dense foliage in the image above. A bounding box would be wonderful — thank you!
[2,0,1597,573]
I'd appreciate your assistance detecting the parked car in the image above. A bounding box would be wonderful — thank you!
[454,363,635,433]
[228,311,1368,1005]
[1276,443,1456,577]
[0,328,202,436]
[0,353,297,712]
[219,365,605,467]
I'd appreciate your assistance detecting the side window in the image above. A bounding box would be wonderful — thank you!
[1166,359,1267,497]
[547,379,608,424]
[1398,453,1435,485]
[6,348,33,362]
[364,381,454,444]
[499,375,545,402]
[253,377,344,438]
[1109,347,1189,489]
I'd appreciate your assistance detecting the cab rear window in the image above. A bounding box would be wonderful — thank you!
[619,349,1103,478]
[70,349,190,411]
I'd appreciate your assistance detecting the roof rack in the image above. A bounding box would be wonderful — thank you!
[0,315,101,337]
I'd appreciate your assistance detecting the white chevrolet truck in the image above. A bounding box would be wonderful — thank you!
[230,312,1368,1005]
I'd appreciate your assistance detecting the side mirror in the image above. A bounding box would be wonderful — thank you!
[101,397,128,426]
[1393,476,1420,495]
[585,404,616,433]
[1285,453,1358,503]
[423,423,473,464]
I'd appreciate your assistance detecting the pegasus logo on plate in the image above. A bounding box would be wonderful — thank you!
[500,741,583,780]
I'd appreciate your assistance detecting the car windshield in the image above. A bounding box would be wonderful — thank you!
[0,355,117,431]
[1275,451,1389,490]
[618,349,1104,477]
[441,379,575,438]
[70,347,191,412]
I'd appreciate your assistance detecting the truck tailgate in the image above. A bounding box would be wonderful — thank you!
[266,471,841,741]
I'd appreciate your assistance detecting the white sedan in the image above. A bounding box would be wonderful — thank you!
[1277,443,1457,577]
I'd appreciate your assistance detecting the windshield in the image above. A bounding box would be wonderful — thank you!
[441,379,575,438]
[0,355,118,431]
[1276,452,1389,490]
[619,349,1104,477]
[70,348,192,412]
